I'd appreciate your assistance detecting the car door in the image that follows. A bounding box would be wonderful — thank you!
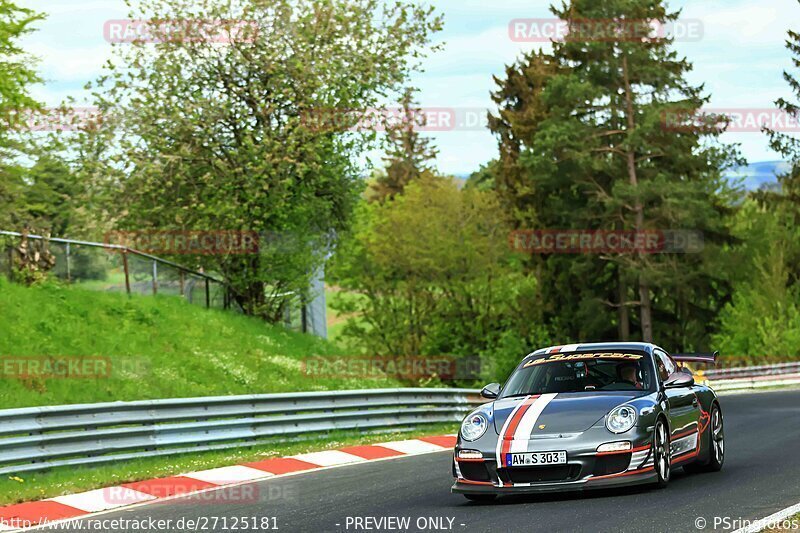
[655,349,702,446]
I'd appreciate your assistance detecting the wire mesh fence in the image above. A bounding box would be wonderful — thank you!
[0,230,239,313]
[0,230,328,335]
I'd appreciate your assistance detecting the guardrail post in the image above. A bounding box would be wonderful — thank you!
[7,244,13,281]
[179,272,185,297]
[205,278,210,308]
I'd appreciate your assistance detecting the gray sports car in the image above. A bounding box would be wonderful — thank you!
[452,342,724,501]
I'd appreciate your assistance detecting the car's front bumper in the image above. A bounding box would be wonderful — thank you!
[451,467,657,494]
[452,426,658,494]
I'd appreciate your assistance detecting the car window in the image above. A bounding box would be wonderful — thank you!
[500,352,656,396]
[654,349,676,381]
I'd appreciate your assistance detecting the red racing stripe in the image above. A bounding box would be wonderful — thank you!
[0,501,86,525]
[418,435,457,448]
[500,395,540,460]
[339,445,405,460]
[244,457,320,475]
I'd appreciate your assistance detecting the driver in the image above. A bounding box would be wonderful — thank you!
[617,362,643,389]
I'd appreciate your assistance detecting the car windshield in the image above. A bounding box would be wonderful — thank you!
[500,352,656,397]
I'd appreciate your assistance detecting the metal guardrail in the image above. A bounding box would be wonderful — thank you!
[1,364,797,476]
[704,361,800,380]
[0,389,483,475]
[704,362,800,392]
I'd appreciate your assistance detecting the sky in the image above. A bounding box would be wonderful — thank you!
[23,0,800,175]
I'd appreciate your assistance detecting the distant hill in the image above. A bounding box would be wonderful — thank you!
[724,160,789,191]
[453,160,790,192]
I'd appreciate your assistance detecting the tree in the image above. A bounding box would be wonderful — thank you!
[489,0,740,347]
[330,175,544,379]
[368,88,438,202]
[0,1,43,229]
[78,0,442,321]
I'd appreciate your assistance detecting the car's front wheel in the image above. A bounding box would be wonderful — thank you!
[653,419,671,488]
[463,494,497,503]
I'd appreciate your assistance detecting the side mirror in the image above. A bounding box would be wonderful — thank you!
[664,372,694,389]
[480,383,501,399]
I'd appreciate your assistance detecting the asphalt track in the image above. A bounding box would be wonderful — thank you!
[40,389,800,533]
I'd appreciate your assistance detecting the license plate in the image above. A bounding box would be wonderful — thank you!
[506,451,567,467]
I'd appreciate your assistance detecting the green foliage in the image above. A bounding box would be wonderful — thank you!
[330,176,547,380]
[75,0,442,322]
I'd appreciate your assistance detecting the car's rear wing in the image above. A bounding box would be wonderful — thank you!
[672,351,719,365]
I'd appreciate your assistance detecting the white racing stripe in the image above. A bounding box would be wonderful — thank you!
[495,397,530,466]
[183,465,273,485]
[378,440,444,454]
[509,393,558,453]
[291,450,366,467]
[559,344,581,352]
[48,487,155,513]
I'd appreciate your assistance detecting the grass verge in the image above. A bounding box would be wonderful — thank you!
[0,277,403,408]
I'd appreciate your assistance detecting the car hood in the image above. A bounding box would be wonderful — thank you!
[492,391,647,436]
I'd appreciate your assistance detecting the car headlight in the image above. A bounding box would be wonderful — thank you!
[606,405,637,434]
[460,412,488,441]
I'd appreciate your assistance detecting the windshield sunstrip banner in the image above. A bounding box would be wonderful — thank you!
[523,352,644,367]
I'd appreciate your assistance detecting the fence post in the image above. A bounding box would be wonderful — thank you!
[65,242,71,282]
[179,272,185,297]
[152,260,158,295]
[122,250,131,295]
[6,245,12,282]
[205,278,210,308]
[301,297,308,333]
